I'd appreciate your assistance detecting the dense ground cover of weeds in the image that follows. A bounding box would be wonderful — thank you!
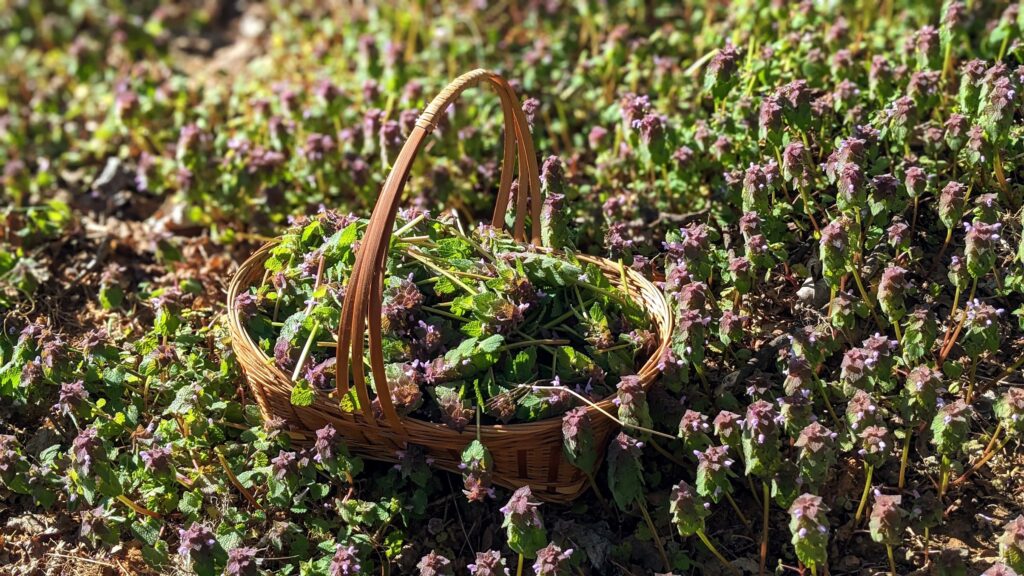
[2,0,1024,574]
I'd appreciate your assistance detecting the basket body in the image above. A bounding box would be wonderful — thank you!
[227,243,671,503]
[227,69,671,503]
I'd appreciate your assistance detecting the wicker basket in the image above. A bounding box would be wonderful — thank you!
[226,69,672,503]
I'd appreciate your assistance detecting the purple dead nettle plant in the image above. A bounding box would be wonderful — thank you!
[468,550,508,576]
[532,542,573,576]
[897,365,943,488]
[789,494,830,576]
[417,551,454,576]
[932,399,974,499]
[225,547,258,576]
[854,424,892,522]
[870,493,906,576]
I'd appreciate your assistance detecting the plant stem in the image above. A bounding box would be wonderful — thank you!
[760,481,770,576]
[404,249,479,295]
[516,553,523,576]
[529,385,678,440]
[697,529,735,574]
[725,491,750,526]
[954,427,1010,485]
[854,463,873,523]
[898,427,912,490]
[966,358,978,404]
[939,455,951,501]
[500,339,571,352]
[849,263,885,332]
[892,319,902,345]
[939,278,977,362]
[291,320,320,382]
[115,494,161,519]
[886,543,896,576]
[638,497,671,573]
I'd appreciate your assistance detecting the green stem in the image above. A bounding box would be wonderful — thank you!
[516,553,523,576]
[420,305,468,322]
[898,427,912,490]
[638,497,671,573]
[849,264,885,332]
[697,529,735,573]
[500,339,571,352]
[291,320,320,382]
[886,543,896,576]
[854,463,873,523]
[530,385,678,440]
[724,491,750,526]
[405,250,479,294]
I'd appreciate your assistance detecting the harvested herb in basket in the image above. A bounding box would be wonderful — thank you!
[239,207,657,427]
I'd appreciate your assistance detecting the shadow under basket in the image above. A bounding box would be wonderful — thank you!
[225,69,672,503]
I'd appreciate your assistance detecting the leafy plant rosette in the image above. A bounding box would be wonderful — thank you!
[226,70,670,501]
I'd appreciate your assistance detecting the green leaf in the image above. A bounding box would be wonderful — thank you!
[291,379,315,407]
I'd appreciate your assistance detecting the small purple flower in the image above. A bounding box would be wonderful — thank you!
[330,544,361,576]
[225,547,258,576]
[177,523,217,558]
[533,542,573,576]
[55,380,88,415]
[468,550,508,576]
[72,428,101,475]
[313,424,338,463]
[140,446,172,474]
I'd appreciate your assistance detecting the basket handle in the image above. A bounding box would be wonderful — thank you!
[335,70,541,432]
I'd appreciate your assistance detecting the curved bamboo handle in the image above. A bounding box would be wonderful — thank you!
[336,70,541,432]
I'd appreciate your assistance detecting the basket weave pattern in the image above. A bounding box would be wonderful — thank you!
[226,70,672,502]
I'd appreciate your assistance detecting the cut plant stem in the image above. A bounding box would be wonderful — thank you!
[404,249,479,295]
[854,463,873,523]
[697,529,736,574]
[759,481,770,576]
[637,497,671,573]
[528,385,678,440]
[291,320,320,382]
[516,553,524,576]
[500,339,570,352]
[886,543,897,576]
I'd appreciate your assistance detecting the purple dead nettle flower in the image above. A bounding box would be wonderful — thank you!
[233,292,260,319]
[938,181,967,229]
[673,145,694,166]
[177,523,217,558]
[678,410,711,450]
[271,450,297,480]
[996,388,1024,436]
[719,309,746,344]
[998,515,1024,569]
[501,486,544,529]
[714,410,743,447]
[330,544,362,576]
[313,424,339,463]
[878,266,909,322]
[521,97,540,128]
[742,163,770,212]
[399,108,419,136]
[140,446,172,474]
[615,375,650,428]
[362,108,384,144]
[944,113,970,151]
[778,79,811,112]
[796,422,837,456]
[0,435,21,474]
[965,299,1004,329]
[782,141,812,188]
[846,389,880,431]
[468,550,508,576]
[964,220,1002,276]
[605,222,635,255]
[677,281,709,311]
[533,542,573,576]
[225,547,258,576]
[783,351,814,396]
[759,95,784,140]
[587,125,608,149]
[980,63,1018,139]
[438,392,473,432]
[72,427,101,475]
[908,70,940,104]
[840,347,878,393]
[417,551,454,576]
[835,162,866,211]
[619,93,651,127]
[858,425,892,467]
[887,219,910,250]
[902,166,928,200]
[633,112,667,145]
[273,338,293,370]
[304,357,337,390]
[973,193,1001,223]
[380,120,403,155]
[905,366,941,418]
[302,133,335,162]
[743,400,781,446]
[55,380,88,415]
[825,138,866,183]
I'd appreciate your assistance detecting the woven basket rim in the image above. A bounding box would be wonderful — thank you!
[226,237,672,434]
